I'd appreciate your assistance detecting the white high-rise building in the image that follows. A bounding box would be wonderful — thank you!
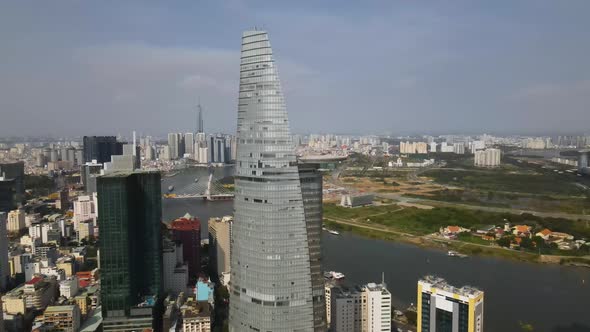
[329,280,391,332]
[184,133,195,159]
[73,194,98,230]
[474,148,501,167]
[59,276,79,298]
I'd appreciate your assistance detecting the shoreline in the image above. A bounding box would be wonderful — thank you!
[324,218,590,268]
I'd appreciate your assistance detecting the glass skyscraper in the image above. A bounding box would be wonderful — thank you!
[97,170,163,331]
[229,30,325,331]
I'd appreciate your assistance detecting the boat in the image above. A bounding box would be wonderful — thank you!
[328,230,340,235]
[168,185,174,192]
[448,250,468,258]
[194,178,199,183]
[324,271,345,280]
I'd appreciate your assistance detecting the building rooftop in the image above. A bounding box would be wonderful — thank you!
[171,215,201,231]
[419,275,483,298]
[99,169,159,178]
[44,305,76,313]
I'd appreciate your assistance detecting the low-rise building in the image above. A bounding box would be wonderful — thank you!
[180,296,211,332]
[43,305,81,332]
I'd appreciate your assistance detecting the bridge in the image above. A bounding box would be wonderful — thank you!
[164,172,234,201]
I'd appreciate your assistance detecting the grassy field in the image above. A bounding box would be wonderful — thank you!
[324,203,590,239]
[422,168,586,196]
[405,189,590,214]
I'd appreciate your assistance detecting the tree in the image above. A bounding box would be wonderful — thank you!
[520,237,534,249]
[497,237,511,248]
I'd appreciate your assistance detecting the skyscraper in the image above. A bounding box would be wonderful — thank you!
[0,212,9,291]
[0,162,24,204]
[197,102,204,134]
[418,276,484,332]
[229,30,323,331]
[97,170,163,331]
[170,213,201,278]
[82,136,123,164]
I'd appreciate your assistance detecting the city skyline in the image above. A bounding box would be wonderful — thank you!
[1,1,590,136]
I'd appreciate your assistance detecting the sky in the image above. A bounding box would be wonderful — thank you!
[1,1,589,137]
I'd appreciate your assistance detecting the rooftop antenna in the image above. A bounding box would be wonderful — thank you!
[381,272,386,287]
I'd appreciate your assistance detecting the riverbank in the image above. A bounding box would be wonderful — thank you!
[323,211,590,267]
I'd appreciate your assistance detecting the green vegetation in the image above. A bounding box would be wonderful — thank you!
[326,203,509,236]
[423,168,585,196]
[24,174,54,196]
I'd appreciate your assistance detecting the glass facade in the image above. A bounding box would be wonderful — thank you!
[83,136,123,163]
[229,30,322,331]
[97,171,162,329]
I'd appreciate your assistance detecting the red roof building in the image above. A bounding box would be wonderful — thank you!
[170,213,202,278]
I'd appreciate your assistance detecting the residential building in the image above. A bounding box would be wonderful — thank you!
[418,276,484,332]
[43,305,81,332]
[59,276,79,298]
[73,194,98,230]
[208,216,232,277]
[185,133,195,159]
[170,214,201,278]
[97,170,163,331]
[7,209,25,232]
[180,296,211,332]
[229,30,324,331]
[23,277,57,310]
[474,149,501,167]
[363,282,391,332]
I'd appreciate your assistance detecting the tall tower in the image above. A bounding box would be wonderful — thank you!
[97,170,163,331]
[197,101,204,134]
[230,30,322,331]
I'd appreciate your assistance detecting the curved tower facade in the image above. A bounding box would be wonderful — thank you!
[230,30,322,331]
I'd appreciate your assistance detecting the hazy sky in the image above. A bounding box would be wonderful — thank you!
[1,1,589,137]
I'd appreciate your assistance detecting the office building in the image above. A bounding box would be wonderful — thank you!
[208,216,232,277]
[474,149,501,167]
[329,286,361,332]
[43,305,81,332]
[97,170,163,331]
[418,276,484,332]
[162,239,189,295]
[298,162,327,329]
[329,281,391,332]
[0,162,24,204]
[0,176,16,213]
[82,136,123,164]
[7,209,25,232]
[80,161,103,194]
[229,30,323,331]
[0,212,8,291]
[170,214,201,278]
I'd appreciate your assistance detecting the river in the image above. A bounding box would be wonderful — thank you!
[162,167,590,332]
